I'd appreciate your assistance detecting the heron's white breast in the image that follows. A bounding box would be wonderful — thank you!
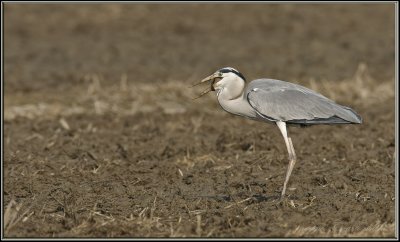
[217,92,257,119]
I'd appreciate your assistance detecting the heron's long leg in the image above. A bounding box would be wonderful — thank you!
[276,121,293,160]
[288,137,296,161]
[276,121,297,198]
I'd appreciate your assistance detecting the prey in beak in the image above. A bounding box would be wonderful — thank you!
[190,72,222,99]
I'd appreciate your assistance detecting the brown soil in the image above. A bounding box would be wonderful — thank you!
[4,4,396,237]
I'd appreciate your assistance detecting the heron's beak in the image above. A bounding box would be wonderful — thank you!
[190,72,220,99]
[192,86,212,100]
[190,73,219,88]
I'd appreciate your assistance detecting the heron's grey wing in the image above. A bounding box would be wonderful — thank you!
[246,80,362,124]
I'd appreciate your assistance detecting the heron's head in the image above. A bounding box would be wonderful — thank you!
[193,67,246,99]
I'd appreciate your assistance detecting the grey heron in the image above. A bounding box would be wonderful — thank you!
[193,67,362,198]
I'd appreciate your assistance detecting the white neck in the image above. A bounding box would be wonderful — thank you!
[217,87,257,119]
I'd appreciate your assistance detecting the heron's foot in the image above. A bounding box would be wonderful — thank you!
[274,195,297,207]
[273,196,288,206]
[279,190,291,201]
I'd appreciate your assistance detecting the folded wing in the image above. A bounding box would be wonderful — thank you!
[246,79,362,125]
